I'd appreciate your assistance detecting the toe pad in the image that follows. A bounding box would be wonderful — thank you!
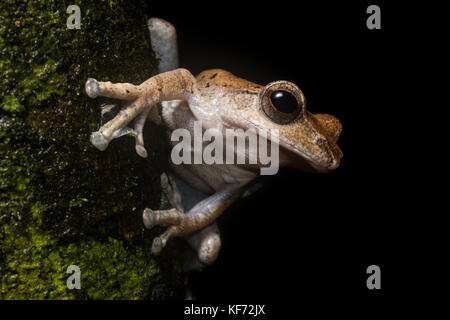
[90,131,109,151]
[86,78,100,98]
[152,237,163,255]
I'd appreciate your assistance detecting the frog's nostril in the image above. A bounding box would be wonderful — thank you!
[316,136,327,147]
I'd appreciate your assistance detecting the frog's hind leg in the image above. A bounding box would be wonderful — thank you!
[148,17,179,73]
[164,173,222,269]
[148,215,221,268]
[145,182,243,258]
[145,172,222,268]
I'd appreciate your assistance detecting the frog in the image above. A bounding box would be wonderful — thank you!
[84,17,343,271]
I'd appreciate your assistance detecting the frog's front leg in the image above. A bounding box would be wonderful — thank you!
[143,183,245,255]
[85,68,197,155]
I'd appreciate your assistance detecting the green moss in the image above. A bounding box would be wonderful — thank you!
[1,229,168,299]
[0,0,182,299]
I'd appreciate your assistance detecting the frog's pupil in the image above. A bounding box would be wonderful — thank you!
[270,90,298,114]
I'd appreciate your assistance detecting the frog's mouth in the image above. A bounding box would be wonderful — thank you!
[240,105,343,173]
[241,118,342,174]
[278,138,341,174]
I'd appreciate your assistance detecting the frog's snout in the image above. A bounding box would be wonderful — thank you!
[309,113,343,171]
[311,113,342,144]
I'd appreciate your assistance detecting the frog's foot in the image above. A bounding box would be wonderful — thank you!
[147,207,221,260]
[144,183,244,256]
[85,77,148,154]
[143,208,189,256]
[86,87,151,157]
[85,69,197,157]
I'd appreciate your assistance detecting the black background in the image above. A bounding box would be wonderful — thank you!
[4,0,434,317]
[145,0,420,309]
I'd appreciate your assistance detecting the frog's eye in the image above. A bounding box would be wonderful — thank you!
[260,81,305,124]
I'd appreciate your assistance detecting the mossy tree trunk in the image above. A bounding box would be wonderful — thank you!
[0,0,183,299]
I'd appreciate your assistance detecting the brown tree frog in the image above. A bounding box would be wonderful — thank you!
[85,18,343,270]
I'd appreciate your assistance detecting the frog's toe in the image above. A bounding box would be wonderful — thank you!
[135,144,148,158]
[143,208,156,229]
[152,237,163,255]
[90,131,109,151]
[85,78,100,98]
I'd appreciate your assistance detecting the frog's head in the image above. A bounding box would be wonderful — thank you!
[259,81,343,173]
[246,80,343,173]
